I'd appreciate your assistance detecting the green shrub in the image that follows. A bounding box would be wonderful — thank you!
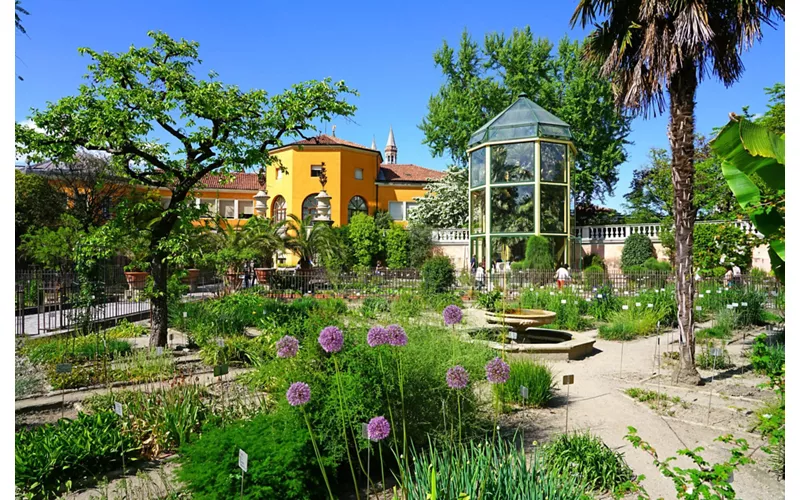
[421,255,456,294]
[694,223,755,272]
[361,297,390,318]
[348,213,382,267]
[582,253,605,270]
[518,288,593,331]
[750,334,784,376]
[696,326,732,341]
[15,412,139,499]
[105,320,148,338]
[696,342,735,370]
[385,222,410,269]
[643,257,671,272]
[178,409,328,500]
[21,334,132,365]
[583,264,606,288]
[390,292,424,318]
[522,235,554,270]
[494,359,553,408]
[476,290,503,312]
[587,285,620,322]
[621,233,655,270]
[404,437,590,499]
[542,432,634,494]
[424,292,463,313]
[598,307,660,340]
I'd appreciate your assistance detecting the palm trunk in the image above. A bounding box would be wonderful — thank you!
[149,256,169,347]
[668,64,702,385]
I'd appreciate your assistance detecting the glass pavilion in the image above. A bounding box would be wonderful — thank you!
[468,94,578,270]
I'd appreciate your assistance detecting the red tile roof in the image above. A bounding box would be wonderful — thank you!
[285,134,376,152]
[379,164,445,183]
[198,172,262,190]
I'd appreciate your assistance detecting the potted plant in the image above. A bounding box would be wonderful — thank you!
[246,217,286,285]
[205,215,259,293]
[122,234,151,291]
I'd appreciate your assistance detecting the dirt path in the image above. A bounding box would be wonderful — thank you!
[507,328,783,499]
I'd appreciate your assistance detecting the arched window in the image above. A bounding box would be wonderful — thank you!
[271,195,286,222]
[348,196,368,222]
[302,193,319,221]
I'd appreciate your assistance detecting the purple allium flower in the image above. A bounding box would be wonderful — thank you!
[367,326,389,347]
[386,324,408,347]
[286,382,311,406]
[318,326,344,353]
[446,365,470,389]
[485,357,510,384]
[443,305,463,326]
[367,416,391,441]
[276,335,299,358]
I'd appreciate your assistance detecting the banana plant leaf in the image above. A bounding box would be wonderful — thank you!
[710,117,785,282]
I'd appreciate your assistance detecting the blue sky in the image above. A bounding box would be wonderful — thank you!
[14,0,784,211]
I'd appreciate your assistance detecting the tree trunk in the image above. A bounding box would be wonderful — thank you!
[668,64,702,385]
[149,255,169,347]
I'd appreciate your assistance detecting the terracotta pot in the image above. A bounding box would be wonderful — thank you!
[124,271,149,290]
[255,268,273,284]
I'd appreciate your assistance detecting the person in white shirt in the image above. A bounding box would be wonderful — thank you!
[554,264,570,289]
[732,263,742,286]
[475,264,485,291]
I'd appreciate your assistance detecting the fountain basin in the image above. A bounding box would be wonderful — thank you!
[466,326,595,361]
[484,308,556,330]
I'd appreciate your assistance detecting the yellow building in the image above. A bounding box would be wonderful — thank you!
[165,129,444,228]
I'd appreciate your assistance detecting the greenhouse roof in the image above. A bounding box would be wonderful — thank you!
[468,95,572,147]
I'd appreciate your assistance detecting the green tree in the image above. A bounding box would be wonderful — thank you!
[385,223,410,269]
[573,0,783,384]
[284,215,339,271]
[15,32,356,347]
[419,28,631,210]
[757,83,784,135]
[407,223,433,268]
[15,169,66,254]
[347,213,381,268]
[19,214,86,271]
[408,165,468,228]
[624,138,743,223]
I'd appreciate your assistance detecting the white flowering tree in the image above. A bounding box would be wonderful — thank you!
[408,166,468,229]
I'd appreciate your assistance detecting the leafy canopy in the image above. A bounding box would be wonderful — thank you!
[409,165,468,229]
[420,28,631,208]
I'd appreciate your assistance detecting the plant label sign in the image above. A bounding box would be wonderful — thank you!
[699,294,704,298]
[56,363,72,374]
[696,306,702,311]
[507,331,518,340]
[239,449,248,472]
[727,471,734,483]
[217,338,225,347]
[361,422,369,439]
[520,386,529,400]
[622,305,629,310]
[156,346,163,356]
[741,302,748,307]
[647,303,654,308]
[710,348,723,357]
[635,302,642,307]
[561,299,567,304]
[114,402,123,416]
[732,303,739,308]
[214,364,229,377]
[562,374,574,385]
[183,311,188,318]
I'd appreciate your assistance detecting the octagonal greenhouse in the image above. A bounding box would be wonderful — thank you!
[468,94,580,270]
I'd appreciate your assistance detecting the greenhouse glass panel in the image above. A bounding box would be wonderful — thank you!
[471,237,486,266]
[546,236,567,266]
[541,142,567,183]
[490,142,535,183]
[540,184,567,233]
[490,186,535,233]
[470,148,486,188]
[470,189,485,234]
[491,236,527,266]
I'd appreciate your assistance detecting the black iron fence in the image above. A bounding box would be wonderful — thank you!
[15,266,783,336]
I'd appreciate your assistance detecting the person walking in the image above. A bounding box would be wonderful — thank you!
[475,263,485,291]
[554,264,570,290]
[724,265,734,288]
[732,262,742,287]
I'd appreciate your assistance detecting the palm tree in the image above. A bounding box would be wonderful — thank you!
[284,214,336,270]
[571,1,783,384]
[244,216,287,269]
[15,1,29,35]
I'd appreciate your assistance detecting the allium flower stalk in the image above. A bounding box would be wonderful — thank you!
[367,326,389,347]
[286,382,311,406]
[318,326,344,353]
[276,335,299,358]
[386,324,407,347]
[443,305,463,326]
[485,357,510,384]
[446,365,470,389]
[367,416,391,441]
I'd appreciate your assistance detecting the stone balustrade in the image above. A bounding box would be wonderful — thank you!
[431,228,469,244]
[574,220,762,242]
